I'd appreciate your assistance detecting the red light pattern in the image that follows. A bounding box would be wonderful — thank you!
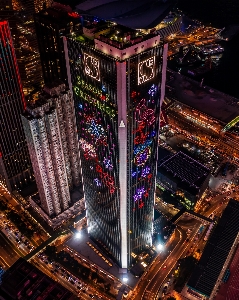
[0,21,26,109]
[68,12,80,18]
[96,164,115,194]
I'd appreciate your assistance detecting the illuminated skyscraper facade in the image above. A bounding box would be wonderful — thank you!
[65,24,167,268]
[21,82,81,217]
[0,21,33,191]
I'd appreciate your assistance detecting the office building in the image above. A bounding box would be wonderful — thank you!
[34,4,82,85]
[21,81,81,217]
[187,199,239,299]
[0,258,76,299]
[0,20,33,191]
[65,21,168,268]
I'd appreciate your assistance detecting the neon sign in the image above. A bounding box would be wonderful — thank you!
[138,56,155,85]
[84,53,100,81]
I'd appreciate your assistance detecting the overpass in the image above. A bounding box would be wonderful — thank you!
[221,116,239,132]
[171,209,211,225]
[24,229,70,261]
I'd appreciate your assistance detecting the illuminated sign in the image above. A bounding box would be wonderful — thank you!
[84,53,100,81]
[76,76,110,102]
[74,86,116,118]
[138,56,155,85]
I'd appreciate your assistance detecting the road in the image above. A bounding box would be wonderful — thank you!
[130,226,189,300]
[0,231,19,269]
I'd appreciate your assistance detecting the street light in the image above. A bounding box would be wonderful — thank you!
[157,243,164,251]
[75,231,81,239]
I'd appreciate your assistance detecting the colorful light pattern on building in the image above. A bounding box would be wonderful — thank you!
[103,157,113,170]
[96,164,115,194]
[132,83,158,208]
[79,138,97,160]
[74,86,116,117]
[84,53,100,81]
[138,56,155,85]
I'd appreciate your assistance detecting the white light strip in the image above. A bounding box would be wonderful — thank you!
[117,61,128,269]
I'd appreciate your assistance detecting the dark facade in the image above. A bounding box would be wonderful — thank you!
[0,258,76,299]
[65,25,167,267]
[34,6,82,85]
[187,199,239,299]
[0,21,33,191]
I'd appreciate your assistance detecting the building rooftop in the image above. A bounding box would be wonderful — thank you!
[187,199,239,298]
[166,71,239,125]
[0,258,76,299]
[75,0,176,29]
[157,151,210,195]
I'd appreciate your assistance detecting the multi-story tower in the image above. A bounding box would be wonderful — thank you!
[21,82,81,217]
[34,5,81,85]
[0,20,33,191]
[65,23,167,268]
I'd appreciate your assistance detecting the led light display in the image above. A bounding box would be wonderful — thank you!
[148,84,157,96]
[79,138,97,160]
[138,56,155,85]
[94,178,101,186]
[133,187,146,202]
[76,75,110,101]
[96,164,115,194]
[74,86,115,117]
[103,157,113,170]
[84,53,100,81]
[87,119,106,140]
[67,35,164,267]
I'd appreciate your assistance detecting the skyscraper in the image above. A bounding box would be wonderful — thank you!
[0,20,33,191]
[65,22,167,268]
[21,82,81,217]
[34,5,81,85]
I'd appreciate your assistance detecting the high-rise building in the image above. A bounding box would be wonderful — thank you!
[21,81,81,217]
[65,22,168,268]
[0,0,44,93]
[34,5,81,85]
[0,20,33,191]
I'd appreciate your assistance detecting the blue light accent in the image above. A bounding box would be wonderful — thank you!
[134,139,152,155]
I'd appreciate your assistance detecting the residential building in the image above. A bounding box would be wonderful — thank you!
[21,81,81,217]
